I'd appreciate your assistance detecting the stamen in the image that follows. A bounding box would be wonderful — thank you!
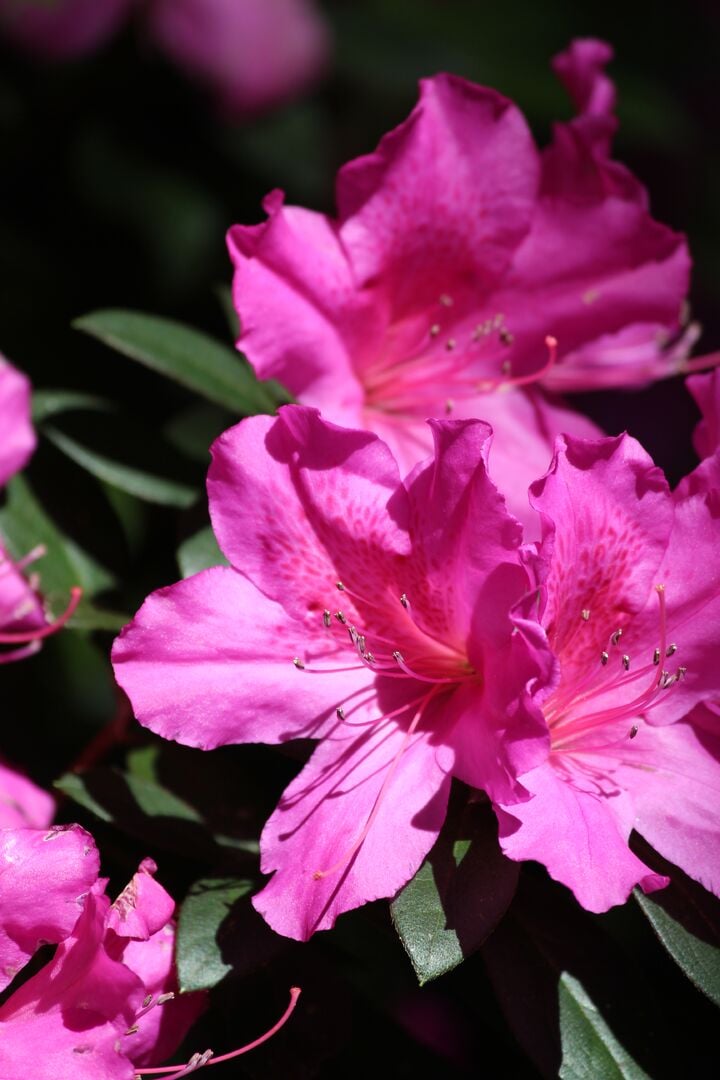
[622,655,630,671]
[0,586,82,644]
[600,651,609,666]
[400,594,409,610]
[581,609,590,622]
[610,629,623,646]
[629,724,639,739]
[322,610,332,628]
[135,987,301,1077]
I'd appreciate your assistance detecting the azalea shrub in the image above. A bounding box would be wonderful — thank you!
[1,3,719,1077]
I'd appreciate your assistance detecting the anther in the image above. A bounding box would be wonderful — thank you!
[126,1025,139,1036]
[392,650,404,664]
[600,651,609,666]
[334,611,347,625]
[445,339,456,351]
[581,609,590,622]
[365,652,375,664]
[142,994,153,1008]
[430,323,440,337]
[157,993,175,1006]
[499,328,514,346]
[400,594,409,609]
[336,707,345,720]
[439,294,453,307]
[445,399,454,414]
[622,655,631,671]
[336,582,345,592]
[660,671,674,689]
[666,643,677,656]
[293,657,305,669]
[629,724,639,739]
[653,648,661,666]
[322,610,332,628]
[677,666,687,680]
[610,629,623,646]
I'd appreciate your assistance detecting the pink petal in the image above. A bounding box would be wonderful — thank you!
[0,357,35,487]
[495,762,667,912]
[687,369,720,459]
[253,721,453,939]
[208,408,410,618]
[0,824,100,991]
[610,710,720,899]
[338,75,539,305]
[106,858,175,941]
[112,565,373,748]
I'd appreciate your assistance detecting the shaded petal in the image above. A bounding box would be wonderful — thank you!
[338,74,539,308]
[0,890,141,1080]
[687,369,720,460]
[253,721,453,939]
[208,408,410,618]
[112,566,373,748]
[0,760,54,829]
[0,824,100,991]
[106,858,175,942]
[495,762,667,912]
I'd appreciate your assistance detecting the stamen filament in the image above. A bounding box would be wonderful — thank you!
[135,987,301,1077]
[0,586,82,644]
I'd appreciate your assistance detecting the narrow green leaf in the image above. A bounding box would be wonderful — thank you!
[0,474,118,628]
[391,800,518,984]
[74,309,276,415]
[559,973,650,1079]
[44,424,199,508]
[176,878,254,992]
[177,525,228,578]
[32,389,113,423]
[635,881,720,1007]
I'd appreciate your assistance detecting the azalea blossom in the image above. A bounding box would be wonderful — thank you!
[227,39,696,527]
[495,432,720,910]
[0,354,35,488]
[687,368,720,461]
[113,407,554,940]
[0,0,133,60]
[146,0,330,116]
[0,757,55,828]
[0,541,82,664]
[0,857,204,1079]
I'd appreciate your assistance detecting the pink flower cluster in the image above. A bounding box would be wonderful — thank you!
[114,40,720,943]
[0,0,330,115]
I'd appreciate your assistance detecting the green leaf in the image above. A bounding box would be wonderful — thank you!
[0,473,121,628]
[74,309,277,415]
[32,389,114,423]
[164,402,235,463]
[177,526,228,578]
[558,972,650,1079]
[43,424,199,509]
[176,878,254,992]
[635,873,720,1008]
[56,742,263,861]
[391,798,518,984]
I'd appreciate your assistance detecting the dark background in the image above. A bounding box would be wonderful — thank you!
[1,1,718,1075]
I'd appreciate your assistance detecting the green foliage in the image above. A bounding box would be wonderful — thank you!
[74,309,277,415]
[177,526,227,578]
[558,973,649,1079]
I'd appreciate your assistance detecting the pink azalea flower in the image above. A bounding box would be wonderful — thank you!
[495,433,720,910]
[687,369,720,461]
[0,857,204,1079]
[0,0,134,61]
[227,40,693,527]
[0,757,55,828]
[112,407,554,940]
[0,355,35,488]
[146,0,330,115]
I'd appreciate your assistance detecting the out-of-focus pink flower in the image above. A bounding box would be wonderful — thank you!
[228,41,693,528]
[495,433,720,910]
[687,369,720,460]
[0,541,82,664]
[0,355,35,488]
[113,408,554,940]
[146,0,330,115]
[0,857,204,1079]
[0,757,55,828]
[0,0,134,61]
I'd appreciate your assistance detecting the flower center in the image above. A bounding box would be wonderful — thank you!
[360,292,557,417]
[546,584,685,753]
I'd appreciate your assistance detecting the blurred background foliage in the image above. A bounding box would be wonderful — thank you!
[1,1,719,1075]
